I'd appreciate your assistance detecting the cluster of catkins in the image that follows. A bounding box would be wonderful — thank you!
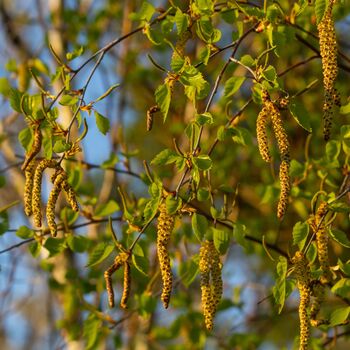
[256,90,291,219]
[104,252,131,309]
[22,126,79,236]
[293,202,331,349]
[199,240,223,331]
[318,0,340,141]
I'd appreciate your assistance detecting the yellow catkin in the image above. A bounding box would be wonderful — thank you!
[260,90,291,219]
[315,202,331,282]
[21,125,42,171]
[277,160,291,219]
[120,261,131,309]
[24,161,36,216]
[104,264,119,308]
[268,100,290,160]
[104,253,128,308]
[157,202,175,309]
[32,159,58,227]
[310,282,326,327]
[292,251,312,350]
[256,106,272,162]
[209,242,223,309]
[199,240,223,331]
[199,240,215,331]
[62,180,79,212]
[46,171,66,237]
[317,0,338,141]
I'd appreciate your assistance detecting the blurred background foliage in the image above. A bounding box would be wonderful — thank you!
[0,0,350,349]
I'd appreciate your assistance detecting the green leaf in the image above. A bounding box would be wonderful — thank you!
[155,83,171,121]
[130,1,155,21]
[16,225,34,239]
[132,244,149,276]
[42,131,53,159]
[338,259,350,277]
[331,278,350,298]
[66,235,90,253]
[195,112,213,125]
[224,76,245,98]
[212,228,229,254]
[262,66,277,82]
[192,155,212,171]
[95,200,120,217]
[273,256,288,314]
[289,101,312,132]
[0,77,11,96]
[197,188,210,202]
[289,159,305,178]
[94,111,110,135]
[175,8,189,35]
[18,127,33,152]
[329,228,350,248]
[233,222,247,248]
[83,314,102,350]
[43,237,66,257]
[151,149,178,166]
[340,102,350,115]
[59,94,79,106]
[101,153,119,169]
[86,242,114,267]
[329,306,350,327]
[192,213,208,241]
[28,241,41,257]
[9,88,23,113]
[179,259,198,287]
[326,140,341,162]
[143,198,159,222]
[66,46,84,61]
[53,139,71,153]
[292,221,309,250]
[166,196,182,215]
[315,0,327,24]
[231,127,252,146]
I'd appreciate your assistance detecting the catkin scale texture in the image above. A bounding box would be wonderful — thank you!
[157,203,175,309]
[24,162,36,216]
[46,172,66,237]
[199,241,223,331]
[256,107,272,162]
[292,251,311,350]
[120,261,131,309]
[32,159,58,227]
[277,160,290,219]
[315,202,331,282]
[318,0,338,141]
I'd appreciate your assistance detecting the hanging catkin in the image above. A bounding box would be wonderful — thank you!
[256,106,272,162]
[259,90,291,219]
[46,171,67,237]
[317,0,339,141]
[199,240,223,331]
[104,252,129,308]
[120,261,131,309]
[156,202,175,309]
[315,202,331,282]
[32,159,58,227]
[24,161,36,216]
[199,240,215,331]
[292,251,312,350]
